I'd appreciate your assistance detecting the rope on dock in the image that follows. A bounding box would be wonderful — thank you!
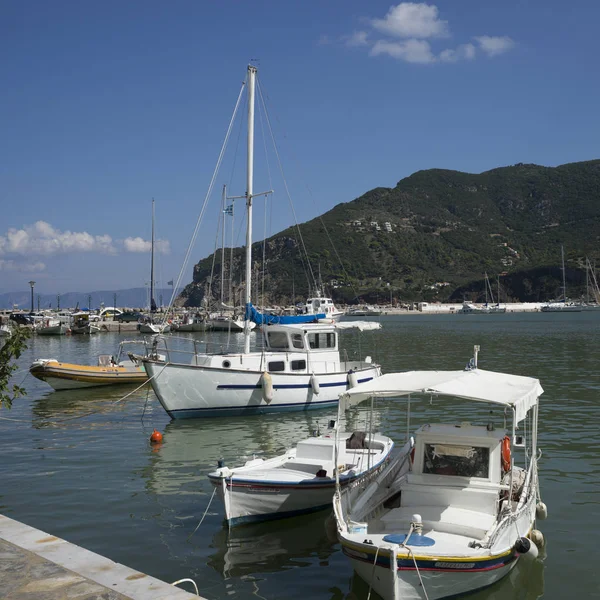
[171,577,200,596]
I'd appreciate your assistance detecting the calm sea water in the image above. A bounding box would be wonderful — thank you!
[1,312,599,599]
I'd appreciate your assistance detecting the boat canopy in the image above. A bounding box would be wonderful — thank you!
[340,369,543,424]
[245,302,325,325]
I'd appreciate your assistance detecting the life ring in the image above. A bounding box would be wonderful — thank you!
[501,436,511,472]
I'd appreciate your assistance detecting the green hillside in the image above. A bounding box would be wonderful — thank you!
[180,160,600,306]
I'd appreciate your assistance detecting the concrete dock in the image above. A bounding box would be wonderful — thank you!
[0,514,201,599]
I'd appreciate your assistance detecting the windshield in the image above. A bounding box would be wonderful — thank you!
[423,443,490,478]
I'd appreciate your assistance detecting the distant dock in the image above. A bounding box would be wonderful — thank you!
[0,514,201,599]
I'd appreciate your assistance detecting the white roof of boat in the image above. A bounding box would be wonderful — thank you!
[340,368,543,423]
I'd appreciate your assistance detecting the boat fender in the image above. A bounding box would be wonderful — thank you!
[535,501,548,520]
[501,435,511,472]
[261,371,274,403]
[514,536,539,561]
[530,529,545,548]
[347,370,358,388]
[311,374,320,395]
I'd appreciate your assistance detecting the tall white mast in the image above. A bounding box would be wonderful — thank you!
[244,65,257,353]
[561,244,566,302]
[150,198,155,312]
[220,185,226,311]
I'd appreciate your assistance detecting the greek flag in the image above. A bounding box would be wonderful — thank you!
[223,204,234,216]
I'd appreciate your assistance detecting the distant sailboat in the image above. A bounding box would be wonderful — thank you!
[139,199,171,334]
[541,246,582,312]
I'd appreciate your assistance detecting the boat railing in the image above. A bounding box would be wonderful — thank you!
[146,334,252,364]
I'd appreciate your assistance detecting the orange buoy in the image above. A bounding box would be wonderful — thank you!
[150,429,163,444]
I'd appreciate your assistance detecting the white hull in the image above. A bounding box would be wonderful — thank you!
[207,318,254,332]
[209,432,394,525]
[145,360,381,419]
[71,325,100,334]
[36,325,68,335]
[541,304,582,312]
[349,552,517,600]
[139,323,171,334]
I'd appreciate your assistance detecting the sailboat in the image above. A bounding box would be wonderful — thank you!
[541,245,582,312]
[139,199,171,334]
[142,65,382,419]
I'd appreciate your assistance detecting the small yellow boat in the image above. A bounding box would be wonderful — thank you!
[30,341,149,391]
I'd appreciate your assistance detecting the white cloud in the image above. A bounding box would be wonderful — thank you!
[0,221,116,257]
[0,259,46,272]
[344,31,369,47]
[334,3,515,65]
[371,3,449,39]
[123,237,170,254]
[440,43,476,63]
[475,35,515,57]
[371,39,436,64]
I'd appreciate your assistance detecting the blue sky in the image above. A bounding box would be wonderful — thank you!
[2,0,599,296]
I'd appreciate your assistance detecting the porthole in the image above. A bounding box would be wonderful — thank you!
[222,360,231,368]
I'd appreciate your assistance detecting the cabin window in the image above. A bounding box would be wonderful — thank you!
[291,360,306,371]
[423,443,490,478]
[291,333,304,349]
[268,361,285,372]
[308,332,336,349]
[268,332,289,350]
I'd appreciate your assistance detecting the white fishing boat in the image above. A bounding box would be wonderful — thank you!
[142,65,382,418]
[71,312,100,334]
[208,421,394,526]
[30,340,150,391]
[0,323,11,338]
[347,305,383,317]
[139,320,171,334]
[206,313,255,332]
[35,316,68,335]
[333,348,547,600]
[303,292,344,322]
[173,312,207,332]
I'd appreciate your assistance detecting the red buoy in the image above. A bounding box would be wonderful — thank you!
[150,429,163,444]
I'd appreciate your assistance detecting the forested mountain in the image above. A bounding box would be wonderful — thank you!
[180,160,600,306]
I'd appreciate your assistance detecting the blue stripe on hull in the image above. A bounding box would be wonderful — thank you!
[217,377,374,391]
[168,399,339,419]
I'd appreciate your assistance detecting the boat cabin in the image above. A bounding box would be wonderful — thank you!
[304,296,339,317]
[379,423,507,540]
[263,324,338,354]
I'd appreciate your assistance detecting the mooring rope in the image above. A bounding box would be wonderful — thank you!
[188,486,217,540]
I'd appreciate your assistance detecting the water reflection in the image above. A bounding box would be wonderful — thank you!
[31,384,152,427]
[207,509,337,579]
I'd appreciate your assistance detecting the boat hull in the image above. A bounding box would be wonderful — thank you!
[347,547,518,600]
[209,436,394,525]
[144,362,381,419]
[30,360,148,391]
[139,323,171,334]
[36,325,68,335]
